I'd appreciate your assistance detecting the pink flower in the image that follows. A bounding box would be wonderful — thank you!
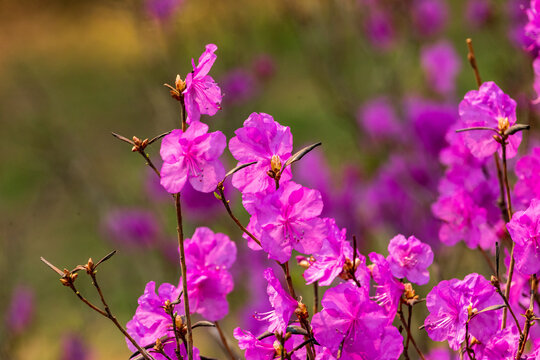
[102,208,160,248]
[183,44,222,123]
[303,218,353,286]
[250,181,326,263]
[387,234,433,285]
[458,81,522,159]
[126,281,201,360]
[229,113,293,194]
[514,147,540,206]
[357,97,401,140]
[233,328,276,360]
[506,199,540,275]
[421,41,461,96]
[424,273,501,351]
[184,227,236,321]
[160,122,226,193]
[255,268,298,333]
[311,283,403,359]
[369,252,405,318]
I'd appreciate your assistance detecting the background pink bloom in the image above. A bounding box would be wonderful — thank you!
[160,122,226,193]
[421,40,461,96]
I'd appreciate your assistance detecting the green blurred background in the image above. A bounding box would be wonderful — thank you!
[0,0,536,358]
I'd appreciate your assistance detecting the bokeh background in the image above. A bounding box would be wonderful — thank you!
[1,0,538,359]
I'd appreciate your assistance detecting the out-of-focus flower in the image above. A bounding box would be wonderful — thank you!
[412,0,449,37]
[5,285,34,335]
[61,333,90,360]
[424,273,501,350]
[526,0,540,49]
[103,209,160,247]
[184,227,236,321]
[254,268,297,333]
[420,41,461,96]
[229,113,293,194]
[364,9,396,51]
[249,181,326,263]
[506,199,540,275]
[514,147,540,206]
[183,44,222,123]
[160,122,226,193]
[405,97,458,156]
[458,81,521,159]
[145,0,183,22]
[387,234,433,285]
[369,252,405,317]
[357,97,401,140]
[221,69,257,105]
[311,283,403,359]
[465,0,492,28]
[533,58,540,104]
[252,54,276,81]
[302,218,353,286]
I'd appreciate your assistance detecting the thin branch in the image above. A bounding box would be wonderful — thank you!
[397,302,426,360]
[214,321,235,360]
[466,38,482,87]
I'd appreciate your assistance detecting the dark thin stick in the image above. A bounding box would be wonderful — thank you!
[493,285,522,333]
[216,183,261,247]
[455,127,499,134]
[477,247,496,275]
[180,98,187,132]
[174,193,193,360]
[214,321,235,360]
[397,303,426,360]
[138,150,161,178]
[516,275,538,359]
[313,282,319,314]
[169,312,182,360]
[501,142,515,329]
[466,38,482,87]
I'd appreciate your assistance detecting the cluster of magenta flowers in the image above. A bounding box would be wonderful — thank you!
[110,37,540,360]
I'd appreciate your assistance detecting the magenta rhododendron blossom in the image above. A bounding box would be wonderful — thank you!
[145,0,183,22]
[160,122,226,193]
[369,252,405,317]
[255,268,297,333]
[126,281,201,360]
[473,326,520,360]
[421,41,461,96]
[364,9,396,51]
[387,234,433,285]
[303,218,353,286]
[506,199,540,275]
[233,328,276,360]
[424,273,501,350]
[250,181,326,263]
[458,81,522,159]
[221,69,257,105]
[183,44,222,123]
[184,227,236,321]
[229,112,293,194]
[514,147,540,206]
[312,283,403,359]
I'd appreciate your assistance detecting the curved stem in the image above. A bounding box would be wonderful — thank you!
[215,321,235,360]
[397,302,425,360]
[174,193,193,360]
[501,142,515,329]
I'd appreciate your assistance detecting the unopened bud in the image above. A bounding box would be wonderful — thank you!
[498,117,510,133]
[175,74,186,92]
[270,155,282,175]
[175,315,184,329]
[490,275,500,288]
[153,337,164,352]
[403,283,418,301]
[295,301,309,320]
[85,258,94,274]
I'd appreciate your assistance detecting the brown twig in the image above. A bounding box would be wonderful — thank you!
[313,282,319,314]
[397,302,426,360]
[477,247,496,275]
[516,275,538,359]
[216,182,261,247]
[501,142,515,329]
[174,193,193,360]
[466,38,482,88]
[214,321,235,360]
